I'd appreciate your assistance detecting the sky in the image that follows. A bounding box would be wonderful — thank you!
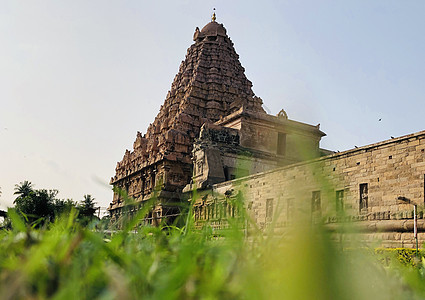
[1,1,425,212]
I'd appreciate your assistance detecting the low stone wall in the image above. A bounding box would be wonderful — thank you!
[190,130,425,248]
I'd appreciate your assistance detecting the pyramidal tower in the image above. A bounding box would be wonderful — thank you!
[109,14,266,220]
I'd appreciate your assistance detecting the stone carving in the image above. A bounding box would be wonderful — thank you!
[109,18,265,220]
[277,109,288,119]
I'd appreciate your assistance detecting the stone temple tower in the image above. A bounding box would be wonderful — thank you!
[108,15,266,222]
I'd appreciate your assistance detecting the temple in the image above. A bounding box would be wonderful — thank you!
[108,16,328,223]
[109,15,425,248]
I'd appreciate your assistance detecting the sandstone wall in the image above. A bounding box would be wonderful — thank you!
[203,130,425,248]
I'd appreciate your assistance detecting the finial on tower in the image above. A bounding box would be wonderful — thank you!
[212,8,216,22]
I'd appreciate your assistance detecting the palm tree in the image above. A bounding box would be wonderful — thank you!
[79,194,97,218]
[13,181,34,200]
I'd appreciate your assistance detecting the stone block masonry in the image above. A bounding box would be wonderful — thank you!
[193,130,425,248]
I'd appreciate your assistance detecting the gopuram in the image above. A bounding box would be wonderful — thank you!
[108,14,328,223]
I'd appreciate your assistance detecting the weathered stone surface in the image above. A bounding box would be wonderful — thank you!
[109,18,425,250]
[109,19,266,219]
[190,130,425,248]
[184,105,326,193]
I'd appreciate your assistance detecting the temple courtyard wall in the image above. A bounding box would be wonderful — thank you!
[194,130,425,248]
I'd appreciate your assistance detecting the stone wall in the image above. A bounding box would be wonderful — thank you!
[193,130,425,248]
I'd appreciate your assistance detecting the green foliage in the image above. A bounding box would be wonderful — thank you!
[14,180,33,198]
[1,202,425,300]
[13,184,58,226]
[79,195,97,218]
[375,248,425,266]
[2,181,425,299]
[77,194,98,225]
[54,199,78,216]
[10,181,99,228]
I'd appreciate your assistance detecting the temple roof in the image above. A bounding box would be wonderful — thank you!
[193,21,227,40]
[112,18,265,184]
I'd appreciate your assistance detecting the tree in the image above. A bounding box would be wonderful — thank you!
[13,182,61,226]
[78,195,97,220]
[11,181,97,227]
[14,186,57,226]
[53,199,78,216]
[14,181,34,198]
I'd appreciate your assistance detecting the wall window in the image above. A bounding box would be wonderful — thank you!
[266,198,274,222]
[224,166,229,181]
[312,191,321,213]
[359,183,368,213]
[336,190,344,213]
[277,132,286,156]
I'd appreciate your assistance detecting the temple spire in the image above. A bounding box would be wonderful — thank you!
[212,8,216,22]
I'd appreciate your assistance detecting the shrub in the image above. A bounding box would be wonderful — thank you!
[375,248,425,266]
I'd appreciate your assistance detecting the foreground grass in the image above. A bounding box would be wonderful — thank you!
[1,208,425,299]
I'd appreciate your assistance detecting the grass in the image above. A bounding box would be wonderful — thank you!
[2,197,425,299]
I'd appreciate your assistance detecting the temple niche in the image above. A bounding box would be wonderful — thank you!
[108,15,328,223]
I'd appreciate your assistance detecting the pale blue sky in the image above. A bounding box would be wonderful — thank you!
[1,1,424,211]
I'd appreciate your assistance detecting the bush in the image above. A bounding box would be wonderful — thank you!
[375,248,425,266]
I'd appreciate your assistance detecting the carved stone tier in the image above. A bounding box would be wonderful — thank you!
[109,19,265,218]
